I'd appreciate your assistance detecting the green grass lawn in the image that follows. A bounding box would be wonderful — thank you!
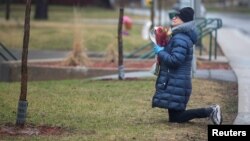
[0,22,146,53]
[0,4,229,56]
[0,4,147,22]
[0,4,148,53]
[0,4,239,141]
[0,79,238,141]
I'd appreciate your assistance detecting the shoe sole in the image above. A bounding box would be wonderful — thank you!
[213,105,222,125]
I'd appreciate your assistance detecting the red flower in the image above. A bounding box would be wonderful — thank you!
[155,26,171,46]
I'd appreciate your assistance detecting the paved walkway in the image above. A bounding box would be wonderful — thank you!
[217,27,250,124]
[92,69,237,82]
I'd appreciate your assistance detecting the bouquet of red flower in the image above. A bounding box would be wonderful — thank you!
[150,26,172,75]
[155,26,171,46]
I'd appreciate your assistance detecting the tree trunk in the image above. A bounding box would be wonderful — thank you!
[34,0,48,20]
[117,1,124,80]
[93,0,114,9]
[16,0,31,127]
[5,0,11,20]
[101,0,114,9]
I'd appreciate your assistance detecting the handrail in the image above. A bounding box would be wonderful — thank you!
[0,43,18,61]
[140,49,155,59]
[126,42,153,58]
[126,18,223,60]
[0,52,9,61]
[195,18,223,60]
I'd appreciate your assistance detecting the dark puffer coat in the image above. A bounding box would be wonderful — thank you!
[152,21,198,111]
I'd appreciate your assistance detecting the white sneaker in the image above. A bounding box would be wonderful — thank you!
[210,105,222,125]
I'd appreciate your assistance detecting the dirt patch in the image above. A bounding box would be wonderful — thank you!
[0,123,68,136]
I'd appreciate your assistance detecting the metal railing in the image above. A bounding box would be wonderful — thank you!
[0,43,17,61]
[196,18,223,60]
[126,18,222,60]
[125,42,153,59]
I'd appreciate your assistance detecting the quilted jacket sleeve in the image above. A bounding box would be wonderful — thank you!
[158,38,188,68]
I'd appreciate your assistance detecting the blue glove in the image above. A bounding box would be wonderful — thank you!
[153,45,164,54]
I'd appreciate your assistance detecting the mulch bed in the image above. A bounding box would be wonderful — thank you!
[197,60,231,70]
[31,59,155,70]
[31,58,231,70]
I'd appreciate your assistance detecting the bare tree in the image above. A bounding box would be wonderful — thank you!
[99,0,115,9]
[117,0,124,80]
[16,0,31,127]
[5,0,11,20]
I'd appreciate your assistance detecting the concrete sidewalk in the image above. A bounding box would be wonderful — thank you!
[217,28,250,124]
[92,69,237,82]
